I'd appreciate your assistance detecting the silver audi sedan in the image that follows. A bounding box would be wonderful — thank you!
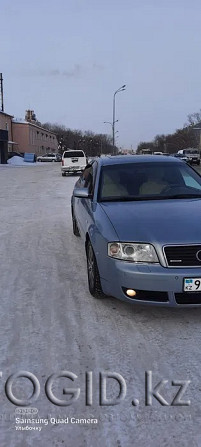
[71,156,201,307]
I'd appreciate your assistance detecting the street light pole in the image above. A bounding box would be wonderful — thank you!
[104,120,118,152]
[104,121,113,129]
[112,84,126,151]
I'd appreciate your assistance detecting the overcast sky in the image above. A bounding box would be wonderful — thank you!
[1,0,201,149]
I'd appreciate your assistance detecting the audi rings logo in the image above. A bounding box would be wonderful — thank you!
[196,250,201,262]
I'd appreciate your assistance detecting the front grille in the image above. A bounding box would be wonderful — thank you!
[164,245,201,267]
[175,292,201,305]
[122,288,168,302]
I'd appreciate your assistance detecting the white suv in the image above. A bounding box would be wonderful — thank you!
[61,150,87,176]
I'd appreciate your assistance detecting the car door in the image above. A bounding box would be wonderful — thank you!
[74,163,97,238]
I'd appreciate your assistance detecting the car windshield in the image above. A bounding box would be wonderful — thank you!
[98,162,201,201]
[185,150,198,154]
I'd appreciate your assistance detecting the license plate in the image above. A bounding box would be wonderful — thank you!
[184,278,201,292]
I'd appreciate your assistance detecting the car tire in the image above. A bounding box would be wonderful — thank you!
[62,172,66,176]
[86,241,105,299]
[197,160,200,165]
[72,208,80,237]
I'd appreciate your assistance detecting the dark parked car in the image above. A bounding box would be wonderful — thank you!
[71,155,201,307]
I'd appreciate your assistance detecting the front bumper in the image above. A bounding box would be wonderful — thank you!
[191,158,200,164]
[100,258,201,307]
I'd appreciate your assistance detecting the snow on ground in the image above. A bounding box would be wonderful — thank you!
[6,156,37,166]
[0,164,201,446]
[0,156,54,167]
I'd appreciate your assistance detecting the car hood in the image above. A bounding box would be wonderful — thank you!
[100,199,201,244]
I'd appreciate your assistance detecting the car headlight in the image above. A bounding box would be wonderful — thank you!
[108,242,159,263]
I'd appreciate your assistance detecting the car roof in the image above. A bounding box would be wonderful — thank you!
[63,149,85,153]
[98,155,181,166]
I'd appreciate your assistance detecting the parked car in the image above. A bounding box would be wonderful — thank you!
[71,155,201,307]
[173,153,193,164]
[177,149,200,165]
[37,153,61,162]
[61,150,87,176]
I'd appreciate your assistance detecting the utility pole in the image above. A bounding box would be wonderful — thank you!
[0,73,4,112]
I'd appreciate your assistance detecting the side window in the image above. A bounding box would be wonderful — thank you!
[84,167,93,193]
[76,173,85,188]
[77,164,93,189]
[92,161,98,187]
[87,161,98,196]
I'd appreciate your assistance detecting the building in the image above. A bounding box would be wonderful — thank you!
[12,119,58,155]
[0,109,58,163]
[0,111,18,163]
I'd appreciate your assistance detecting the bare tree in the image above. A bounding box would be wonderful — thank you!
[42,122,114,156]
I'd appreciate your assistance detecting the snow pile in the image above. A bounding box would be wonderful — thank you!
[7,156,36,166]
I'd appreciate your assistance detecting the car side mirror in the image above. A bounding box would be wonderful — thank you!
[73,187,92,199]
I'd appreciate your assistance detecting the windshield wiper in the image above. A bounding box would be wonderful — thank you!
[101,195,170,202]
[163,194,201,199]
[100,196,140,202]
[100,193,201,202]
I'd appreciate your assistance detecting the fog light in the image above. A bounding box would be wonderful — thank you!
[126,289,137,297]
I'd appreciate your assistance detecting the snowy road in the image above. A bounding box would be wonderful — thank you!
[1,164,201,447]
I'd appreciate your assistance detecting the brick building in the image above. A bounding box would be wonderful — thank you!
[0,109,58,163]
[12,120,58,155]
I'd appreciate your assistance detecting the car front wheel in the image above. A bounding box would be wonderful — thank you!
[86,241,105,298]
